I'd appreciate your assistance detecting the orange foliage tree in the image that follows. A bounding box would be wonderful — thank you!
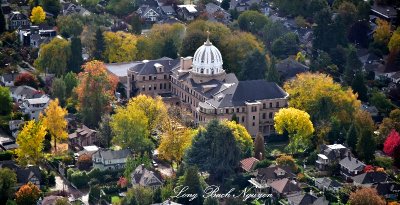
[349,187,385,205]
[75,60,118,128]
[15,182,41,205]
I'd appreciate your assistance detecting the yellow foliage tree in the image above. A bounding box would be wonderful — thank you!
[158,118,195,166]
[274,107,314,153]
[374,18,392,45]
[284,73,360,124]
[222,120,253,155]
[103,31,138,63]
[128,94,168,131]
[42,98,68,152]
[276,154,297,171]
[388,28,400,53]
[16,120,47,166]
[30,6,45,24]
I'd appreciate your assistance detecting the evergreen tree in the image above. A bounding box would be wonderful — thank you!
[356,128,376,163]
[98,114,112,148]
[177,166,203,205]
[161,38,178,59]
[254,133,265,160]
[68,37,83,73]
[94,28,105,60]
[351,72,368,102]
[346,123,357,151]
[152,188,162,203]
[0,7,6,34]
[51,77,66,106]
[129,14,142,35]
[204,197,220,205]
[221,0,230,10]
[266,57,281,84]
[239,50,267,80]
[344,47,362,84]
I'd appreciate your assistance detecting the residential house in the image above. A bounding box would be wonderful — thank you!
[315,177,342,192]
[361,104,379,118]
[370,4,398,24]
[137,5,161,22]
[373,182,400,200]
[276,57,309,82]
[159,5,176,17]
[18,25,57,48]
[229,0,261,12]
[9,119,24,138]
[61,3,90,16]
[351,171,389,186]
[316,144,349,171]
[204,3,231,24]
[240,157,259,172]
[92,149,131,170]
[68,125,98,151]
[177,5,198,21]
[8,11,29,30]
[339,155,366,180]
[131,164,163,190]
[0,161,42,188]
[0,136,17,150]
[269,178,301,197]
[385,71,400,84]
[287,193,327,205]
[0,73,17,86]
[248,165,296,192]
[20,95,50,120]
[10,85,43,103]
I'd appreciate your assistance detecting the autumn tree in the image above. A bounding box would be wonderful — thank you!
[14,73,38,88]
[284,73,360,124]
[276,155,297,171]
[223,120,253,156]
[15,182,41,205]
[0,168,17,203]
[383,129,400,166]
[158,118,194,166]
[374,18,391,45]
[42,99,67,152]
[0,86,12,115]
[34,38,71,77]
[30,6,45,24]
[348,187,385,205]
[103,31,138,63]
[76,60,118,128]
[274,107,314,153]
[388,28,400,53]
[254,133,265,160]
[16,120,47,166]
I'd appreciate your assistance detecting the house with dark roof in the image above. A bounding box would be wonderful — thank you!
[351,171,389,186]
[0,73,17,86]
[316,144,349,171]
[339,155,366,180]
[287,193,322,205]
[0,161,42,188]
[7,11,29,30]
[61,3,90,16]
[68,125,98,151]
[229,0,261,12]
[92,149,131,170]
[18,25,57,48]
[315,177,342,192]
[373,182,400,200]
[371,4,398,24]
[248,165,296,192]
[240,157,259,172]
[269,178,301,196]
[137,5,161,22]
[10,85,44,103]
[159,5,176,17]
[131,164,163,190]
[204,3,231,24]
[177,5,198,21]
[276,57,309,81]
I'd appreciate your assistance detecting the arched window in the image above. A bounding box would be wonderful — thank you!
[200,68,204,74]
[211,69,214,75]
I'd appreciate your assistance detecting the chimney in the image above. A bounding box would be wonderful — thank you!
[347,152,351,160]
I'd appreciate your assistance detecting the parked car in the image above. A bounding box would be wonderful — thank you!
[152,160,158,168]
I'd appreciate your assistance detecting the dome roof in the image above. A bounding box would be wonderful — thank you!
[192,38,224,75]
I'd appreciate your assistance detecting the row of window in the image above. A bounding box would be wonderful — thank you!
[141,83,171,91]
[136,74,169,81]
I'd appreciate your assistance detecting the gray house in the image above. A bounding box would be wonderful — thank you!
[339,155,365,180]
[131,164,163,190]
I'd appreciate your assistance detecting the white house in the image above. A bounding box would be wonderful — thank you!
[20,95,50,120]
[10,85,43,103]
[92,149,131,171]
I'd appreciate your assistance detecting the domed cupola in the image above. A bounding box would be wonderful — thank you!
[191,32,226,83]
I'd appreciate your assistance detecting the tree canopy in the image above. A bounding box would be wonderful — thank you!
[103,31,138,63]
[34,38,71,77]
[16,120,47,166]
[30,6,45,24]
[42,98,68,152]
[0,86,13,115]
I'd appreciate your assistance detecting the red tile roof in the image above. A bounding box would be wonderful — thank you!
[240,157,259,172]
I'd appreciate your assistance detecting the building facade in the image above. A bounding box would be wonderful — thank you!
[113,37,288,137]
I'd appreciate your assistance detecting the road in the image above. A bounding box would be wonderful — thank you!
[51,175,89,204]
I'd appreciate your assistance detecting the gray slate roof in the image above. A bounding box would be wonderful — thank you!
[315,177,342,189]
[129,57,180,76]
[276,58,309,80]
[287,193,317,205]
[131,164,163,187]
[93,149,131,161]
[351,171,389,185]
[339,156,365,171]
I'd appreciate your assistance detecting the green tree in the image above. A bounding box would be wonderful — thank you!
[0,168,17,203]
[238,10,269,34]
[262,21,287,48]
[161,38,178,59]
[351,72,368,102]
[68,37,83,73]
[344,47,363,84]
[370,89,394,115]
[185,120,241,182]
[40,0,61,16]
[239,50,267,80]
[254,133,265,160]
[271,32,299,58]
[204,197,220,205]
[94,28,105,60]
[266,57,281,84]
[34,38,71,77]
[129,14,142,35]
[222,120,253,156]
[177,166,204,205]
[51,78,66,106]
[0,7,5,34]
[355,111,376,163]
[0,86,12,115]
[63,71,78,97]
[346,123,357,151]
[98,114,112,148]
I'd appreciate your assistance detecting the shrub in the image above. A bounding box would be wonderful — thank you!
[71,170,89,188]
[254,159,272,169]
[0,151,13,161]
